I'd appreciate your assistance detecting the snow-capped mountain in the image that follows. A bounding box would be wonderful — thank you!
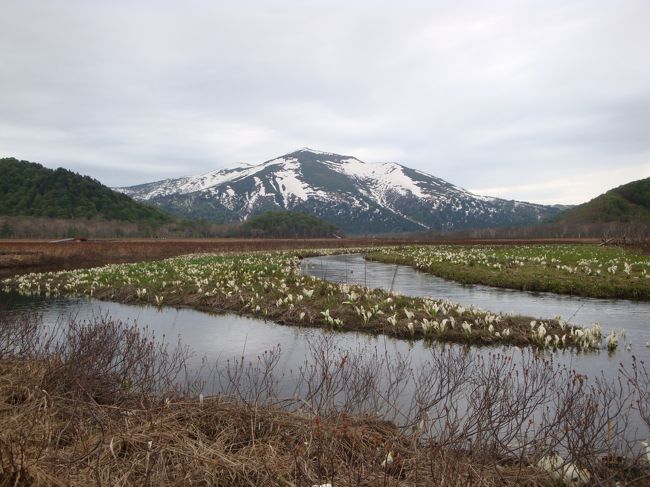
[116,148,565,234]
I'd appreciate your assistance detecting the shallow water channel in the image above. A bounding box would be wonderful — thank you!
[302,254,650,355]
[1,254,649,444]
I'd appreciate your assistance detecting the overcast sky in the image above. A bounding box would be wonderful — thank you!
[1,0,649,204]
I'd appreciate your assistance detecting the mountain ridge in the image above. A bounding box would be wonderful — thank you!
[116,148,567,234]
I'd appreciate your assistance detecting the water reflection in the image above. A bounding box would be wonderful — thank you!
[301,254,650,360]
[1,286,648,447]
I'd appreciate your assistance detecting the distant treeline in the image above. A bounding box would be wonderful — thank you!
[4,215,647,241]
[411,221,650,242]
[0,211,341,240]
[232,211,340,238]
[0,216,235,239]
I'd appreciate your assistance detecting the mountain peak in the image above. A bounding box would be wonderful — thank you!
[294,147,336,155]
[284,147,352,159]
[117,149,564,234]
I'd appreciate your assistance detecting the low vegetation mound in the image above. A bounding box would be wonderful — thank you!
[368,244,650,300]
[237,210,340,238]
[0,157,172,223]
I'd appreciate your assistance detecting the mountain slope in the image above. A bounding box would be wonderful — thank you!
[552,177,650,224]
[117,148,564,234]
[0,157,172,222]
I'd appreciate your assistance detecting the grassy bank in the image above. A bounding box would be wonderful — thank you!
[0,238,605,279]
[0,238,377,278]
[366,245,650,301]
[3,249,617,350]
[1,311,648,486]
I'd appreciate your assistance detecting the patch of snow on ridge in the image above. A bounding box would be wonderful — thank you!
[242,177,269,215]
[118,179,178,200]
[273,161,309,206]
[129,168,245,199]
[471,193,498,202]
[125,158,287,200]
[329,157,378,179]
[377,163,425,198]
[328,159,425,198]
[178,167,262,195]
[219,186,238,210]
[223,161,253,170]
[272,158,330,207]
[252,177,266,196]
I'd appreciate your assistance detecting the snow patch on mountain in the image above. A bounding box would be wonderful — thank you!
[272,158,313,205]
[376,164,426,198]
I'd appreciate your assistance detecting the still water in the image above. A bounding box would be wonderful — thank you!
[1,255,649,439]
[302,254,650,355]
[2,252,649,384]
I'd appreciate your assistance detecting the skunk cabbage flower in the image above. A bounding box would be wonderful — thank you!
[537,454,590,486]
[381,451,394,468]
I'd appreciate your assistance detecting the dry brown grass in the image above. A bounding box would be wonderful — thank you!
[1,311,650,486]
[0,358,564,487]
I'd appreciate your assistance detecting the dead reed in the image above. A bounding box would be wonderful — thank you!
[0,310,649,486]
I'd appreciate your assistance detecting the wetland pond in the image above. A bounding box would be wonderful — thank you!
[1,253,648,387]
[1,253,649,439]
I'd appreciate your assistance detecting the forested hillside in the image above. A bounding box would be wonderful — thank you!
[552,177,650,224]
[0,157,172,222]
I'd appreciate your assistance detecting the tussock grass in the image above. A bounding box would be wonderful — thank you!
[0,359,547,486]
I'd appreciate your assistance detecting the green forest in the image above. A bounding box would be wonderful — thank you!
[237,211,340,237]
[0,157,172,222]
[553,177,650,224]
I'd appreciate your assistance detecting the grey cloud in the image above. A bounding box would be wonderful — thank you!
[1,0,649,204]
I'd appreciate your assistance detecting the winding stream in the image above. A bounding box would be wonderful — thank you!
[1,255,649,441]
[1,252,648,388]
[2,253,649,384]
[301,253,650,353]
